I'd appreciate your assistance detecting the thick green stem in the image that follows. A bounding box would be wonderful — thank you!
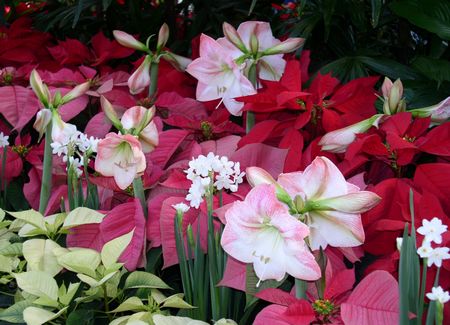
[295,278,307,299]
[39,121,53,214]
[149,61,160,99]
[246,63,258,133]
[132,176,147,219]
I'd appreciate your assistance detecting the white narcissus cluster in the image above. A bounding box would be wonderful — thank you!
[51,126,99,178]
[416,217,450,267]
[184,153,245,208]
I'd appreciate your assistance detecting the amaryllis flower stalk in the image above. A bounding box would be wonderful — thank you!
[221,184,321,284]
[246,156,381,250]
[29,69,90,214]
[113,24,191,98]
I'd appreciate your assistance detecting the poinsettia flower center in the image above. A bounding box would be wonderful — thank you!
[312,299,335,316]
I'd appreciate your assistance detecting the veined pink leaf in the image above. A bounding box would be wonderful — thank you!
[100,199,146,271]
[84,112,112,138]
[67,223,104,251]
[255,288,298,306]
[231,143,288,179]
[148,129,189,169]
[340,270,399,325]
[218,256,246,291]
[0,86,40,131]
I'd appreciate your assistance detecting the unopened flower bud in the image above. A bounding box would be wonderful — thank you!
[250,33,259,54]
[223,22,247,53]
[113,30,148,52]
[263,37,305,55]
[410,96,450,125]
[382,77,404,115]
[61,81,90,105]
[128,55,151,95]
[30,69,50,107]
[319,114,384,153]
[157,23,169,51]
[100,96,122,131]
[162,52,192,71]
[33,108,52,140]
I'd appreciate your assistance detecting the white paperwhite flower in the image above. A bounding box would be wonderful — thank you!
[427,286,450,304]
[426,246,450,267]
[172,203,190,213]
[0,132,9,148]
[417,217,448,244]
[51,141,68,157]
[184,153,245,208]
[417,242,433,258]
[67,156,84,178]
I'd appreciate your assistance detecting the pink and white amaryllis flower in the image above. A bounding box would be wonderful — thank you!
[95,133,146,190]
[121,106,159,153]
[276,157,381,250]
[186,34,256,116]
[220,21,304,81]
[128,55,152,95]
[221,184,321,284]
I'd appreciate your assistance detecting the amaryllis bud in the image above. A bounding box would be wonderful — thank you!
[30,69,50,107]
[410,96,450,125]
[157,23,169,51]
[246,166,293,208]
[33,108,52,140]
[121,106,158,153]
[162,52,192,71]
[263,37,305,55]
[250,33,259,54]
[223,22,247,53]
[61,81,90,105]
[382,77,404,115]
[319,114,384,153]
[128,55,151,95]
[113,30,148,52]
[100,96,122,131]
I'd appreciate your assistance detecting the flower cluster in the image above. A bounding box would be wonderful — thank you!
[416,217,450,267]
[51,128,99,177]
[184,153,245,208]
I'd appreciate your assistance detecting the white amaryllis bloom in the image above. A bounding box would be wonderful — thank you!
[221,184,321,284]
[417,217,448,244]
[427,286,450,304]
[0,132,9,148]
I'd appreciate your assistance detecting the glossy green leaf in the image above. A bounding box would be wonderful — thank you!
[124,271,171,290]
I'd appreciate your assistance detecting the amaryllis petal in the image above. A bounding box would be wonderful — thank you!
[314,192,382,213]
